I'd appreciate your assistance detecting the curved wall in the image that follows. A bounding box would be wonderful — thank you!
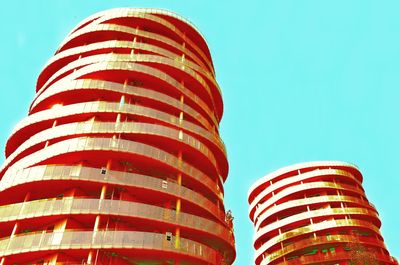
[0,8,235,265]
[248,161,398,265]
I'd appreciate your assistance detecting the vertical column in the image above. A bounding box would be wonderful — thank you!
[45,118,59,148]
[1,192,32,265]
[131,26,139,56]
[87,160,110,264]
[47,254,59,265]
[174,91,184,265]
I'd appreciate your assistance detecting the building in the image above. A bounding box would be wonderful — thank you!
[248,161,398,265]
[0,8,235,265]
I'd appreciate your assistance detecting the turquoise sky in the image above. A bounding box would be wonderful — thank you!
[0,1,399,264]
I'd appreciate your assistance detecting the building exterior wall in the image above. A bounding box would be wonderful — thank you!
[0,8,235,265]
[248,161,398,265]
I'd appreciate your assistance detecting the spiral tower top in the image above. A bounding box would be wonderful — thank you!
[0,8,235,265]
[248,161,398,265]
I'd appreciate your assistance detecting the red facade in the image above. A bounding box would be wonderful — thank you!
[248,161,398,265]
[0,8,235,265]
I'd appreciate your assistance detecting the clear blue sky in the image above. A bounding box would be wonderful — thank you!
[0,1,399,264]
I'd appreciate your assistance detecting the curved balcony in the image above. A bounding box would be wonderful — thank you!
[37,39,211,90]
[276,250,398,265]
[249,168,363,220]
[255,194,378,232]
[31,77,220,131]
[255,218,384,261]
[39,53,219,108]
[6,101,226,163]
[256,207,380,244]
[0,165,226,223]
[248,161,362,203]
[259,234,390,265]
[0,197,235,253]
[2,121,221,182]
[57,9,216,81]
[4,137,222,202]
[0,230,220,264]
[33,59,218,127]
[253,180,368,222]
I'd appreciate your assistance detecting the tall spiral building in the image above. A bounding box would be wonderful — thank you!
[248,161,398,265]
[0,8,235,265]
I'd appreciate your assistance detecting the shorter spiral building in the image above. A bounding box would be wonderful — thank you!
[248,161,398,265]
